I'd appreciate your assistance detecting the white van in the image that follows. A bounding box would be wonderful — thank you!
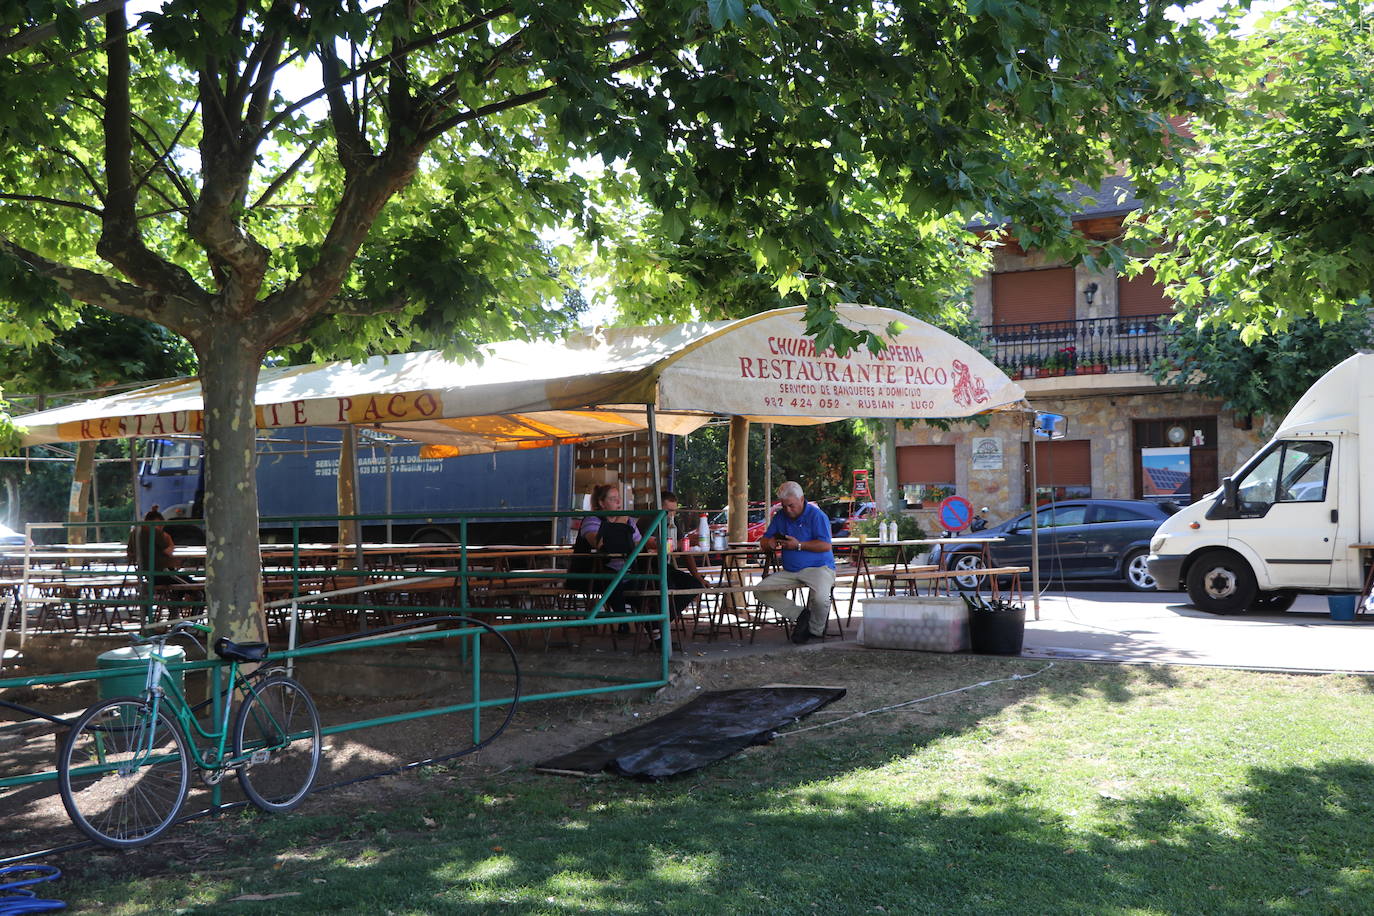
[1147,351,1372,613]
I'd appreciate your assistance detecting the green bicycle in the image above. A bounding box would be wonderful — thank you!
[58,620,321,848]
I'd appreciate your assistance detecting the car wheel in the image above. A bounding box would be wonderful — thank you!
[1250,590,1297,612]
[1185,550,1257,614]
[1123,548,1156,591]
[950,552,986,589]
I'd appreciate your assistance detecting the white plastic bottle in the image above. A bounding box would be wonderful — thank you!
[697,513,710,550]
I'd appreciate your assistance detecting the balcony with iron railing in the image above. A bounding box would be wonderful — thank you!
[983,314,1173,381]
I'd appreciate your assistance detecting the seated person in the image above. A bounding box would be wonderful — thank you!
[755,481,835,645]
[126,506,193,586]
[570,484,641,617]
[638,490,708,624]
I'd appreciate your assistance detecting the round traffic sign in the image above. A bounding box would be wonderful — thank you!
[938,495,975,532]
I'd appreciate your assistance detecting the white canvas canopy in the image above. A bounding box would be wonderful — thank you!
[12,304,1024,449]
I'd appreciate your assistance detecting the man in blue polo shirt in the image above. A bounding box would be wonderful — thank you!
[755,480,835,644]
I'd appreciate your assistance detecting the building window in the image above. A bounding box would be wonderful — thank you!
[897,444,956,507]
[992,267,1076,327]
[1118,267,1172,319]
[1022,439,1092,504]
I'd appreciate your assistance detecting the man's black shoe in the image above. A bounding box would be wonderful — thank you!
[791,608,813,644]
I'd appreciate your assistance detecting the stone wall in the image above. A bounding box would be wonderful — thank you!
[893,390,1268,528]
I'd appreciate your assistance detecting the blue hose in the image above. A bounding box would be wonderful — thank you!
[0,865,64,913]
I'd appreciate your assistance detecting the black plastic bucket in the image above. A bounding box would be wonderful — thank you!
[968,605,1025,655]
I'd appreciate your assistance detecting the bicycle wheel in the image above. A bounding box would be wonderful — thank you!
[234,675,321,812]
[59,696,190,848]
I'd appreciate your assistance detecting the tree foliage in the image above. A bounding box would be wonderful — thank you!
[1137,0,1374,338]
[2,307,195,393]
[673,421,870,510]
[0,0,1223,637]
[1154,301,1374,423]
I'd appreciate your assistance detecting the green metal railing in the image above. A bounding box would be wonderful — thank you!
[0,508,676,793]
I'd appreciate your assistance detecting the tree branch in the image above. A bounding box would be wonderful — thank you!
[257,148,424,345]
[187,8,270,303]
[93,6,204,301]
[251,139,323,210]
[0,192,101,216]
[421,46,660,143]
[0,0,123,59]
[256,5,515,142]
[319,44,372,173]
[0,236,204,329]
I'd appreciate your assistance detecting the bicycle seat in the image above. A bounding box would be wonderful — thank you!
[213,637,269,663]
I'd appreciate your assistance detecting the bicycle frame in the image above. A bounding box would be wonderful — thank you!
[129,639,290,774]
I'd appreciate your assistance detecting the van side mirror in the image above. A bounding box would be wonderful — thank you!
[1220,477,1237,509]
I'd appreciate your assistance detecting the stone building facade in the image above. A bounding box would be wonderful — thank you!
[891,176,1270,531]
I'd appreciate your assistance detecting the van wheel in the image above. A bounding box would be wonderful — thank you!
[1123,549,1156,591]
[1250,590,1297,612]
[1186,551,1257,614]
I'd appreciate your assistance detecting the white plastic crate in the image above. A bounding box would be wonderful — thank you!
[858,596,969,652]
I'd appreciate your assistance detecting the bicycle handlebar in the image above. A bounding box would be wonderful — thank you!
[132,619,211,656]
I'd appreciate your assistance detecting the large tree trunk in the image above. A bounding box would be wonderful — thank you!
[66,440,96,544]
[727,416,749,544]
[197,329,267,644]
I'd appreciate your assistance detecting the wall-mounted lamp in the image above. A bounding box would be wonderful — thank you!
[1083,282,1099,306]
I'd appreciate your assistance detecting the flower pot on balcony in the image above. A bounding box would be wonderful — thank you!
[1042,368,1064,377]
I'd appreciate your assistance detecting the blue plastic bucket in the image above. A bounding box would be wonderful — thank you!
[1327,595,1357,621]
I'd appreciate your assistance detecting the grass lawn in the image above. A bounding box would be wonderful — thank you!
[52,656,1374,914]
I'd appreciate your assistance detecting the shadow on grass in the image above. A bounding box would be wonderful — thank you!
[3,650,1193,859]
[50,661,1374,913]
[65,757,1374,915]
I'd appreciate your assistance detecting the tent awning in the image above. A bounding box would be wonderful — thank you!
[11,305,1024,450]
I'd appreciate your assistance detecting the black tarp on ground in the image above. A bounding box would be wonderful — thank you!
[536,686,846,780]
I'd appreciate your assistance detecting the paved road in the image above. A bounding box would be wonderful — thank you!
[1021,587,1374,673]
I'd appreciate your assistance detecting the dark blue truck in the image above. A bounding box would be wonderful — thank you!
[137,427,582,544]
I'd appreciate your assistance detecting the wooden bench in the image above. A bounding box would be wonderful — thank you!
[895,566,1029,600]
[871,565,939,595]
[624,582,842,642]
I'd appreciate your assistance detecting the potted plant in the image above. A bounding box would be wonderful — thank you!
[962,593,1026,655]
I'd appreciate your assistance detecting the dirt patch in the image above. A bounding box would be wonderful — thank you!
[1,640,1042,862]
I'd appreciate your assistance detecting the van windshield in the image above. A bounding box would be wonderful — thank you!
[1236,440,1332,511]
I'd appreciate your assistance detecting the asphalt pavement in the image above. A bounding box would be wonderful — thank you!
[688,586,1374,675]
[1019,587,1374,674]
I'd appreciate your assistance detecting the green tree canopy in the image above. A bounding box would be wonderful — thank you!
[1154,299,1373,425]
[0,0,1223,638]
[1137,0,1374,338]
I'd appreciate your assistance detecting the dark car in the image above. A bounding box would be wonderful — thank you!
[819,500,877,537]
[927,499,1182,591]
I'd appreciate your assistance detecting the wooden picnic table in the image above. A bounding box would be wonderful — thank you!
[829,537,1005,618]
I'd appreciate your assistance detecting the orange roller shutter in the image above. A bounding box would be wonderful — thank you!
[1024,440,1091,485]
[1118,267,1172,318]
[992,268,1075,325]
[897,444,956,483]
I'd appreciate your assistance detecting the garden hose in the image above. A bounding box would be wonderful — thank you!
[0,864,64,913]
